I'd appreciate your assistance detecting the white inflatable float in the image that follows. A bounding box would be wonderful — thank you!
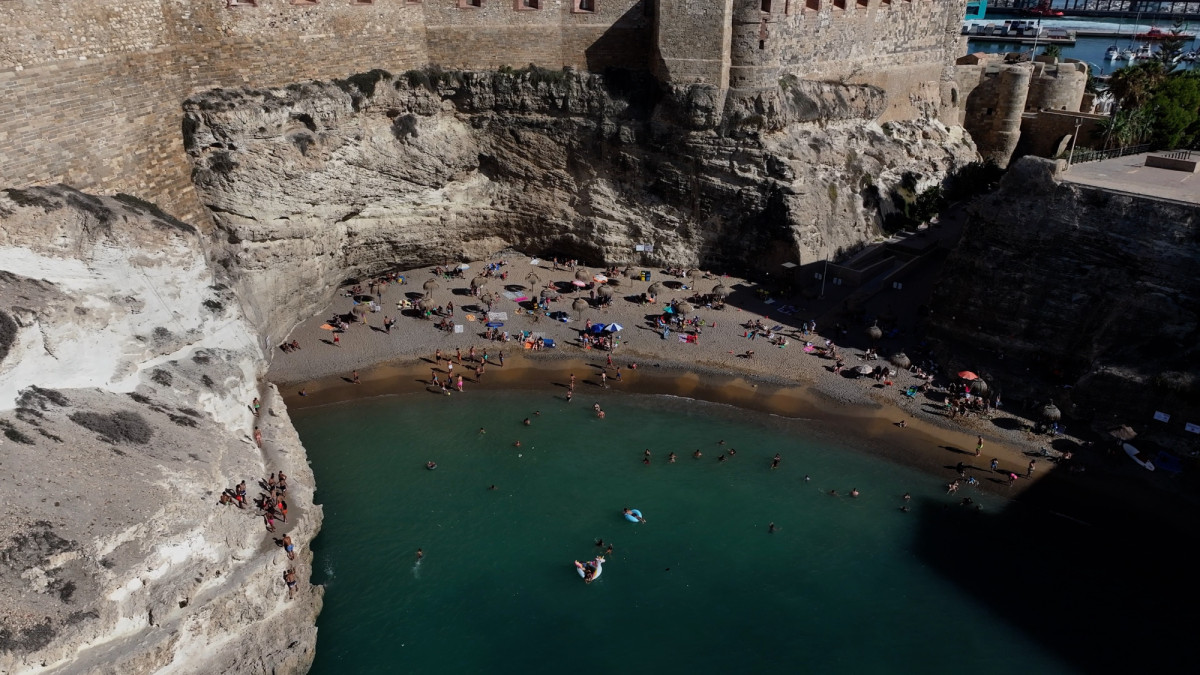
[574,556,604,583]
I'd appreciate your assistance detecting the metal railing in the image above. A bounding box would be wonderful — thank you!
[1067,143,1151,165]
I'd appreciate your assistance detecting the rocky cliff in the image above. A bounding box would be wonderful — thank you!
[183,67,977,348]
[930,158,1200,425]
[0,187,321,674]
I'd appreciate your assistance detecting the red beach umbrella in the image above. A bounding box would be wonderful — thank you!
[957,371,979,381]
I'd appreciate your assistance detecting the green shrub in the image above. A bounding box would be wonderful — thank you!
[69,410,153,444]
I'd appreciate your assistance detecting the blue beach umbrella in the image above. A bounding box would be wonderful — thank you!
[605,323,624,332]
[589,324,606,334]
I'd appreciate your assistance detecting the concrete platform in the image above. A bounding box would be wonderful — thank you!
[1062,153,1200,205]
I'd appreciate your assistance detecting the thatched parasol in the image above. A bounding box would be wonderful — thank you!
[712,284,729,299]
[572,298,589,318]
[470,276,487,290]
[417,298,435,312]
[574,268,591,282]
[866,321,882,342]
[351,303,368,318]
[540,288,557,298]
[480,291,496,307]
[674,301,694,315]
[889,352,911,369]
[1041,403,1062,422]
[969,379,989,396]
[647,281,664,297]
[687,268,702,284]
[423,278,439,294]
[525,271,541,288]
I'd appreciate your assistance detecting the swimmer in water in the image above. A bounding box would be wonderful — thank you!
[693,449,702,459]
[727,448,737,456]
[513,440,521,447]
[829,489,839,496]
[605,543,613,555]
[523,418,531,426]
[850,488,860,498]
[804,475,811,482]
[718,454,727,462]
[479,427,486,434]
[416,548,423,561]
[488,484,498,490]
[668,452,677,463]
[598,410,605,419]
[768,522,776,533]
[718,440,726,446]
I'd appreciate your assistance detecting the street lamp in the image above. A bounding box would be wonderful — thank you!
[1068,116,1082,166]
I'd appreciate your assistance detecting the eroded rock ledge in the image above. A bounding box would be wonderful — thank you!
[0,187,321,674]
[183,67,976,348]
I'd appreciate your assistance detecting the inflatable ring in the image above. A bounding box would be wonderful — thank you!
[623,508,643,523]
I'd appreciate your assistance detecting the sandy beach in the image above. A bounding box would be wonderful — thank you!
[267,254,1082,497]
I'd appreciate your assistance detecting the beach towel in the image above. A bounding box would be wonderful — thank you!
[488,312,509,321]
[543,339,556,348]
[465,314,476,322]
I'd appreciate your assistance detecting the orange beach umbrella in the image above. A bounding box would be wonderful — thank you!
[957,371,979,381]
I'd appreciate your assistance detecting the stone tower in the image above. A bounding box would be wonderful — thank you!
[652,0,736,120]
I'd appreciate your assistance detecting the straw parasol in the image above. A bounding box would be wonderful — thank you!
[1041,402,1062,422]
[969,379,989,396]
[540,288,557,298]
[647,281,664,297]
[712,284,729,299]
[674,301,694,315]
[687,269,702,285]
[525,271,540,288]
[866,321,882,342]
[470,276,487,290]
[597,285,614,301]
[889,352,911,369]
[575,268,591,282]
[422,278,439,295]
[572,298,589,318]
[417,297,435,312]
[480,291,496,307]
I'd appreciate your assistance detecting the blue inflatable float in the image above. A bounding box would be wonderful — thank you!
[623,508,645,523]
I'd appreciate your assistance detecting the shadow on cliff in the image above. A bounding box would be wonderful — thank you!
[584,3,653,78]
[912,462,1200,672]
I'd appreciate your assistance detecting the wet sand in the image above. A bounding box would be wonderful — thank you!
[269,257,1064,497]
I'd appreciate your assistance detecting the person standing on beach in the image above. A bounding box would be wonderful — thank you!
[1027,459,1036,477]
[456,348,462,364]
[332,333,340,347]
[990,458,999,472]
[601,371,607,388]
[975,435,984,457]
[352,370,360,385]
[566,389,573,403]
[284,568,298,599]
[456,375,464,392]
[469,345,476,362]
[254,427,263,448]
[282,534,296,560]
[498,350,504,367]
[435,349,442,363]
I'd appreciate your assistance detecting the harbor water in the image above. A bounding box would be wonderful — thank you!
[294,391,1077,674]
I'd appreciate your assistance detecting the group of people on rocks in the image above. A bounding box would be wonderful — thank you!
[217,398,304,600]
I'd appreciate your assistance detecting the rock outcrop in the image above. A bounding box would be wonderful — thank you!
[0,187,321,674]
[930,157,1200,425]
[183,67,977,348]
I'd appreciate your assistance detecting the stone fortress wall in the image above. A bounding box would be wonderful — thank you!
[954,52,1089,166]
[725,0,967,122]
[2,0,964,223]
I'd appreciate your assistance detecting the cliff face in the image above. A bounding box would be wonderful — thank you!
[183,68,977,347]
[930,158,1200,422]
[0,187,321,674]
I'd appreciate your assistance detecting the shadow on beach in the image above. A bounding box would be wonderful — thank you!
[912,463,1200,672]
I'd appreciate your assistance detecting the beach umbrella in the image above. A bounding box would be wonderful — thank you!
[854,364,874,375]
[540,288,557,298]
[470,276,487,290]
[351,303,368,318]
[597,285,614,300]
[969,379,989,396]
[480,291,496,306]
[572,279,587,288]
[647,281,664,297]
[605,323,624,332]
[417,298,435,312]
[957,371,979,381]
[712,284,729,299]
[675,301,694,315]
[1041,403,1062,422]
[525,271,541,288]
[1109,425,1137,441]
[575,268,591,282]
[572,298,589,318]
[456,263,470,271]
[593,274,609,284]
[688,268,702,284]
[423,278,439,294]
[866,322,882,342]
[889,352,911,369]
[589,324,606,334]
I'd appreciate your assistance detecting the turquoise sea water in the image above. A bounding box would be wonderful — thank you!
[293,391,1076,675]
